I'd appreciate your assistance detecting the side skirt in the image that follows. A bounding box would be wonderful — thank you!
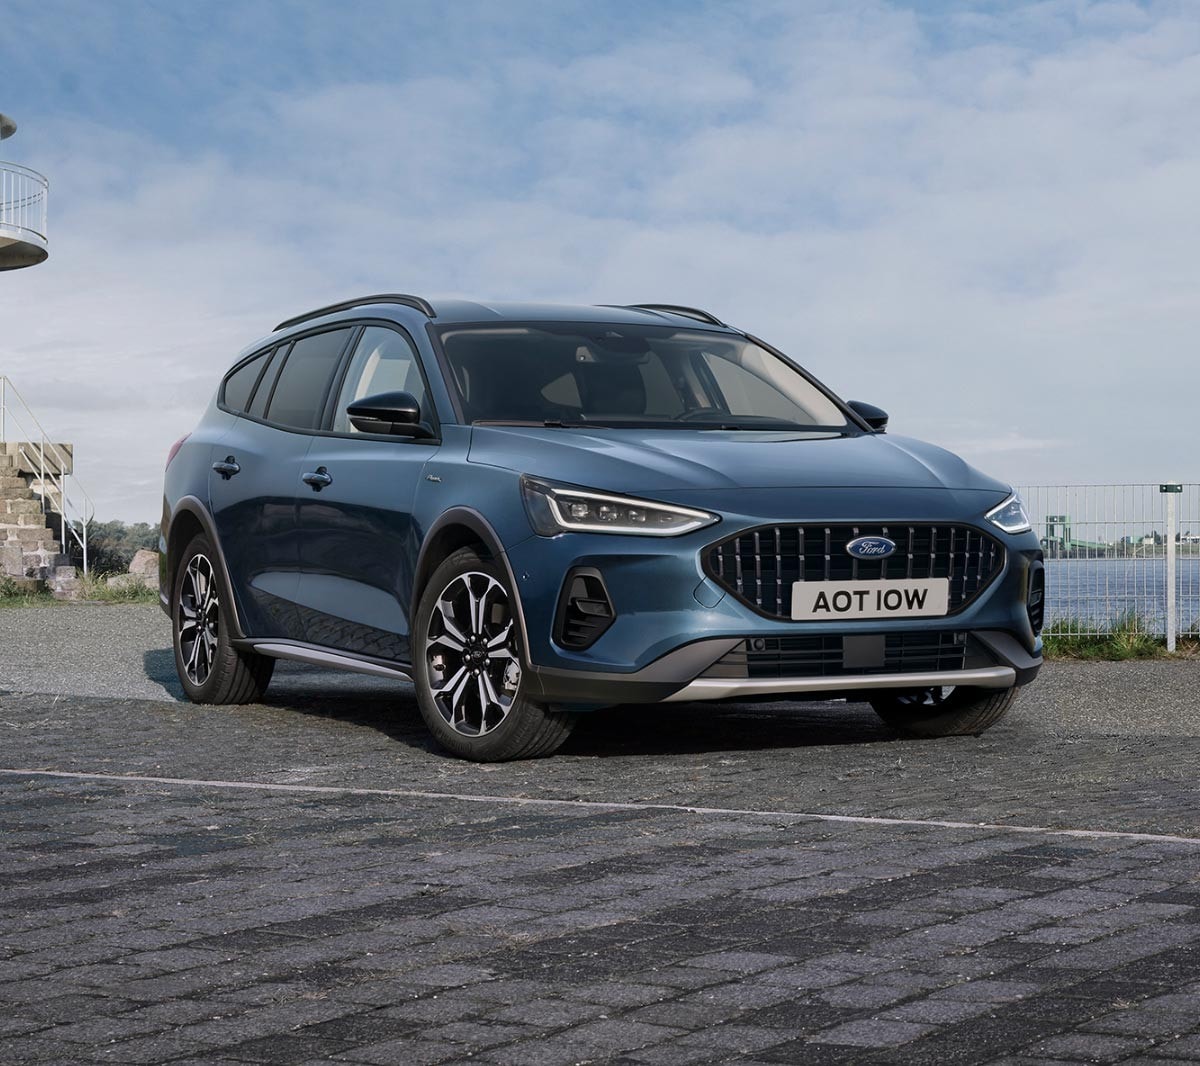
[234,639,413,682]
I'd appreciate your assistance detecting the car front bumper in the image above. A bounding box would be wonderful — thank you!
[504,489,1043,709]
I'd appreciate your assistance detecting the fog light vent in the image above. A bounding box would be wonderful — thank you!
[555,568,615,650]
[1027,562,1045,636]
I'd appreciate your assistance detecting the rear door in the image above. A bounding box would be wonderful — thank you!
[209,327,354,639]
[294,322,438,663]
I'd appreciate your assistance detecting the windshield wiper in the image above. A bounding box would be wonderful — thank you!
[472,419,604,429]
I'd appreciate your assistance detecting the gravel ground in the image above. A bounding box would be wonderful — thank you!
[1,602,1198,737]
[1,603,1199,834]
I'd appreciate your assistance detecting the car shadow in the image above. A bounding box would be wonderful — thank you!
[144,648,901,757]
[142,648,185,700]
[560,700,900,757]
[274,690,899,759]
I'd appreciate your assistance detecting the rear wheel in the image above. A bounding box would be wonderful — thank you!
[172,533,274,704]
[869,684,1018,737]
[413,547,575,761]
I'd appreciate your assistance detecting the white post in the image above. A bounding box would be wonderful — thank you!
[1164,483,1179,652]
[1,376,6,442]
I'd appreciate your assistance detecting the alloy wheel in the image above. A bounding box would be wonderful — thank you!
[178,554,220,685]
[425,571,522,736]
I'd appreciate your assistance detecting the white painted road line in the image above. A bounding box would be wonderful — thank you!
[3,767,1199,846]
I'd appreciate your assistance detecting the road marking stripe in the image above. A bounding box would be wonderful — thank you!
[2,767,1197,846]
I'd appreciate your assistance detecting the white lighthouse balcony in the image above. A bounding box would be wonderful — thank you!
[0,159,49,271]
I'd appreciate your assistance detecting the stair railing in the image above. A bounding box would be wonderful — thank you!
[0,375,94,573]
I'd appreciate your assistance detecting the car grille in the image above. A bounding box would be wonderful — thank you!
[705,524,1005,619]
[701,632,974,680]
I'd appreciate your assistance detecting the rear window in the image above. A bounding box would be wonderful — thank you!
[265,329,353,430]
[221,351,269,413]
[246,346,286,419]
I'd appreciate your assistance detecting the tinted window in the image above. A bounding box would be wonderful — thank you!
[265,329,352,430]
[246,345,286,419]
[222,351,268,413]
[332,326,428,434]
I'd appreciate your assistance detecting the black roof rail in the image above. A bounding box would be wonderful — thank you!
[624,303,725,327]
[274,293,436,332]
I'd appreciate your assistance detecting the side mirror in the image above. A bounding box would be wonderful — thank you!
[346,391,433,438]
[847,400,889,433]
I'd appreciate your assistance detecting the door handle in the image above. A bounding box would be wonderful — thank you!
[212,457,240,480]
[302,466,333,491]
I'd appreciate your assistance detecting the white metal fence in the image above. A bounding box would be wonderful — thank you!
[1016,483,1200,644]
[0,160,48,243]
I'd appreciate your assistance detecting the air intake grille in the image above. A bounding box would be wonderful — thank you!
[705,524,1005,619]
[1027,562,1045,636]
[702,632,972,680]
[555,569,615,650]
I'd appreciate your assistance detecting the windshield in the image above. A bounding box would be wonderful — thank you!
[436,323,856,432]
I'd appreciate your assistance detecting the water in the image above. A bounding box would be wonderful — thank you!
[1044,557,1200,635]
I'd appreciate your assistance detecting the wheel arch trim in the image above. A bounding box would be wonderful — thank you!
[165,496,247,641]
[413,508,535,691]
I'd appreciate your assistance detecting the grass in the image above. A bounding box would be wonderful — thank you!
[0,576,44,607]
[1043,614,1200,660]
[0,572,158,607]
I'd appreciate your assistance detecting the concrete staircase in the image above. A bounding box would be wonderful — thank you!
[0,449,80,598]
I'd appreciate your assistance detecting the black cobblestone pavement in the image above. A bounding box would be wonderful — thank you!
[1,607,1199,1064]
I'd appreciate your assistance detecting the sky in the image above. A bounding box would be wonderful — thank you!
[1,0,1199,522]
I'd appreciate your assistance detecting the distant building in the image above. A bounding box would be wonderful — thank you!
[0,112,49,270]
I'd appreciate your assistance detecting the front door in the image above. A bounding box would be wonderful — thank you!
[294,324,437,664]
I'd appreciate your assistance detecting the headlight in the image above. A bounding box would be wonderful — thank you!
[986,493,1031,534]
[521,476,719,537]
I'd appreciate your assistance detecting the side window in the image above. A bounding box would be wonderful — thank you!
[265,329,353,430]
[246,345,286,420]
[221,351,269,413]
[332,326,428,434]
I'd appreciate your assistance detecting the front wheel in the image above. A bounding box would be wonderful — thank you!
[413,547,575,761]
[172,533,274,704]
[870,684,1018,737]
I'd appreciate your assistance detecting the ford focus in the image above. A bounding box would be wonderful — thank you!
[160,296,1044,760]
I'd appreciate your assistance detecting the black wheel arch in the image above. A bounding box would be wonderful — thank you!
[413,508,533,681]
[164,497,247,641]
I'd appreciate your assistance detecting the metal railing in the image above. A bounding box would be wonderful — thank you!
[1016,483,1200,647]
[0,376,93,573]
[0,160,48,244]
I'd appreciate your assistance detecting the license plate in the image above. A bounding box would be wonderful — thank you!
[790,579,949,621]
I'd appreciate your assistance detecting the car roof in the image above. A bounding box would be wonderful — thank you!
[267,296,742,337]
[429,299,738,330]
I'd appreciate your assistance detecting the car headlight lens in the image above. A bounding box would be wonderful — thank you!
[986,493,1032,534]
[521,476,719,537]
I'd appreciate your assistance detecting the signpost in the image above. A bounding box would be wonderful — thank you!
[1161,483,1182,651]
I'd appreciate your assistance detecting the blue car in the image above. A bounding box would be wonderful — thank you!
[161,295,1043,761]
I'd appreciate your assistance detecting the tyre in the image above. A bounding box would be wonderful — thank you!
[413,547,575,761]
[172,533,274,704]
[869,684,1018,737]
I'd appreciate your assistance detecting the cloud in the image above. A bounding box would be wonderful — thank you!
[2,0,1200,522]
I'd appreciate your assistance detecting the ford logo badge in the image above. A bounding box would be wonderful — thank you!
[846,536,896,560]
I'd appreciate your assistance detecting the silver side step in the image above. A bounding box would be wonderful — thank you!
[663,666,1016,703]
[250,642,413,681]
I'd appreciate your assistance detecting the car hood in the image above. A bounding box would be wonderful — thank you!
[467,427,1011,497]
